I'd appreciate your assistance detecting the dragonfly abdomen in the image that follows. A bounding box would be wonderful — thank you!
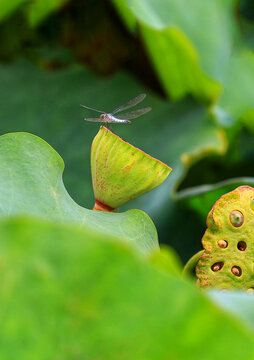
[108,114,130,123]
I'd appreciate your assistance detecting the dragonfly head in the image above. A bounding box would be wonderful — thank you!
[100,113,107,122]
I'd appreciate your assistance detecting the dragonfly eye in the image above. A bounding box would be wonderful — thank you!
[100,114,106,121]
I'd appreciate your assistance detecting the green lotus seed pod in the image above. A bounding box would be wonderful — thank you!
[196,185,254,290]
[91,126,172,211]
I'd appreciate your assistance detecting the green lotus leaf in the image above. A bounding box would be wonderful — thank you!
[91,126,172,210]
[0,216,253,358]
[216,49,254,124]
[196,185,254,290]
[0,0,27,22]
[27,0,69,27]
[0,132,159,254]
[113,0,238,102]
[111,0,137,32]
[209,290,254,330]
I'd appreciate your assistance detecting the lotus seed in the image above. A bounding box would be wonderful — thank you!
[211,262,223,272]
[229,210,244,227]
[231,266,242,277]
[218,240,228,249]
[247,288,254,292]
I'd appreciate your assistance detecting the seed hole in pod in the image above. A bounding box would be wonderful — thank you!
[211,262,224,272]
[218,240,228,249]
[229,210,244,227]
[247,287,254,293]
[231,266,242,277]
[237,241,247,251]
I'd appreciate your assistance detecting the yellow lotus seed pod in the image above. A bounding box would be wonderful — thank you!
[91,126,172,211]
[196,185,254,290]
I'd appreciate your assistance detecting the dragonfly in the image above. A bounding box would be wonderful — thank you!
[80,93,151,124]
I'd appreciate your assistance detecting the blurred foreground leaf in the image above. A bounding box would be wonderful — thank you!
[0,132,158,254]
[209,290,254,330]
[0,216,253,358]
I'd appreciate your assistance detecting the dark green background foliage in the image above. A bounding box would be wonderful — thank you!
[1,0,254,357]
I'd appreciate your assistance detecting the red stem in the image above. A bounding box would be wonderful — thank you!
[93,199,114,212]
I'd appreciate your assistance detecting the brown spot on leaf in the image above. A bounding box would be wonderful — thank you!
[123,160,136,172]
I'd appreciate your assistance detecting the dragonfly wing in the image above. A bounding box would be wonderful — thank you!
[117,107,152,120]
[111,94,146,115]
[80,104,104,113]
[84,118,101,122]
